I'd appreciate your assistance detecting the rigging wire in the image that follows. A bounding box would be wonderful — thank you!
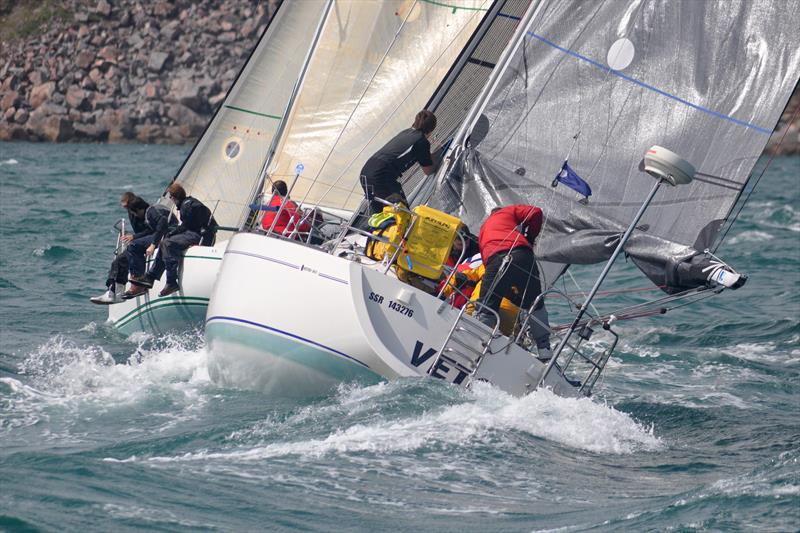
[714,102,800,251]
[294,0,495,212]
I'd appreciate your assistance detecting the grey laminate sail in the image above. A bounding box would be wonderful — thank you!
[429,0,800,291]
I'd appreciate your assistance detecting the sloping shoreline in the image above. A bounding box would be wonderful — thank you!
[0,0,277,144]
[0,0,797,154]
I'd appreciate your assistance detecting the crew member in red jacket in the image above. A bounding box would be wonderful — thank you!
[474,204,544,331]
[261,180,310,238]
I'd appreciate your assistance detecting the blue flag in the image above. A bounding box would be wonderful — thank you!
[552,161,591,198]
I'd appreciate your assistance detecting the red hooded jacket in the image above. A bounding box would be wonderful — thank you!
[261,195,311,236]
[478,205,543,263]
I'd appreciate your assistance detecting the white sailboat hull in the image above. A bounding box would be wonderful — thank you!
[107,241,227,336]
[205,233,580,397]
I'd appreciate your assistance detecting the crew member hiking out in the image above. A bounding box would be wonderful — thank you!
[359,109,437,217]
[90,192,149,304]
[127,183,217,298]
[474,205,552,358]
[124,201,174,290]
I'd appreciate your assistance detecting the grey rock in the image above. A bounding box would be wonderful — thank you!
[38,103,68,116]
[96,0,112,18]
[66,86,91,111]
[127,33,144,48]
[166,103,205,128]
[75,50,96,69]
[148,51,171,73]
[217,31,236,43]
[29,81,57,109]
[0,124,30,141]
[135,124,164,143]
[1,91,20,111]
[74,122,109,141]
[98,46,119,63]
[14,108,29,124]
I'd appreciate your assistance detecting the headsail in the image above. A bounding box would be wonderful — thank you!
[261,0,495,214]
[170,0,329,232]
[429,0,800,291]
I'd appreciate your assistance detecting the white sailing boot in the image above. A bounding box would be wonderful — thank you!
[90,288,116,305]
[89,284,126,305]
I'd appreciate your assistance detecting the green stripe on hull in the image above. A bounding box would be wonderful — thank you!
[114,296,209,327]
[115,299,208,335]
[206,320,380,385]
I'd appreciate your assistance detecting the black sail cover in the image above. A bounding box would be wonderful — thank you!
[429,0,800,292]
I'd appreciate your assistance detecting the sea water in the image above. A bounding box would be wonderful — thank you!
[0,143,798,532]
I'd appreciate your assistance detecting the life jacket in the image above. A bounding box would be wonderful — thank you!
[365,202,411,262]
[440,253,482,309]
[261,195,310,238]
[466,271,521,337]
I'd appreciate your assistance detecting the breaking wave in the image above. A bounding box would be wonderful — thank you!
[123,380,661,469]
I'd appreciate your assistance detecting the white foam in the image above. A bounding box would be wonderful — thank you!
[720,341,775,360]
[1,158,18,165]
[79,322,98,334]
[99,503,214,528]
[12,334,211,415]
[709,475,800,499]
[726,230,774,245]
[144,384,661,465]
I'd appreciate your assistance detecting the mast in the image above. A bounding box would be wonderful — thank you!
[432,0,544,190]
[241,0,335,230]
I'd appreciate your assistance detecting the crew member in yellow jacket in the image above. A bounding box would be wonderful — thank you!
[443,259,521,336]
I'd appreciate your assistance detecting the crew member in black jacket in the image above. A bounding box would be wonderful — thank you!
[90,192,149,304]
[125,202,173,287]
[130,183,217,297]
[359,110,438,216]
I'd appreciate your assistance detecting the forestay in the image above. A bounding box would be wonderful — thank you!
[262,0,493,214]
[171,0,328,232]
[403,0,531,202]
[429,0,800,291]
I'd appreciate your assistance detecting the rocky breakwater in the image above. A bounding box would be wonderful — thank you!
[0,0,277,143]
[764,92,800,156]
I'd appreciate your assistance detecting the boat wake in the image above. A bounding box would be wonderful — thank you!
[1,331,211,439]
[113,379,662,471]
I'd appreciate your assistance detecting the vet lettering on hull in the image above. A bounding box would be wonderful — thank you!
[409,340,469,385]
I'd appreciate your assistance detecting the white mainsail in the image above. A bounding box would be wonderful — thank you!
[173,0,329,231]
[262,0,493,213]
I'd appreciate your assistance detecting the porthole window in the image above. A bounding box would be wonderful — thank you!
[223,137,243,162]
